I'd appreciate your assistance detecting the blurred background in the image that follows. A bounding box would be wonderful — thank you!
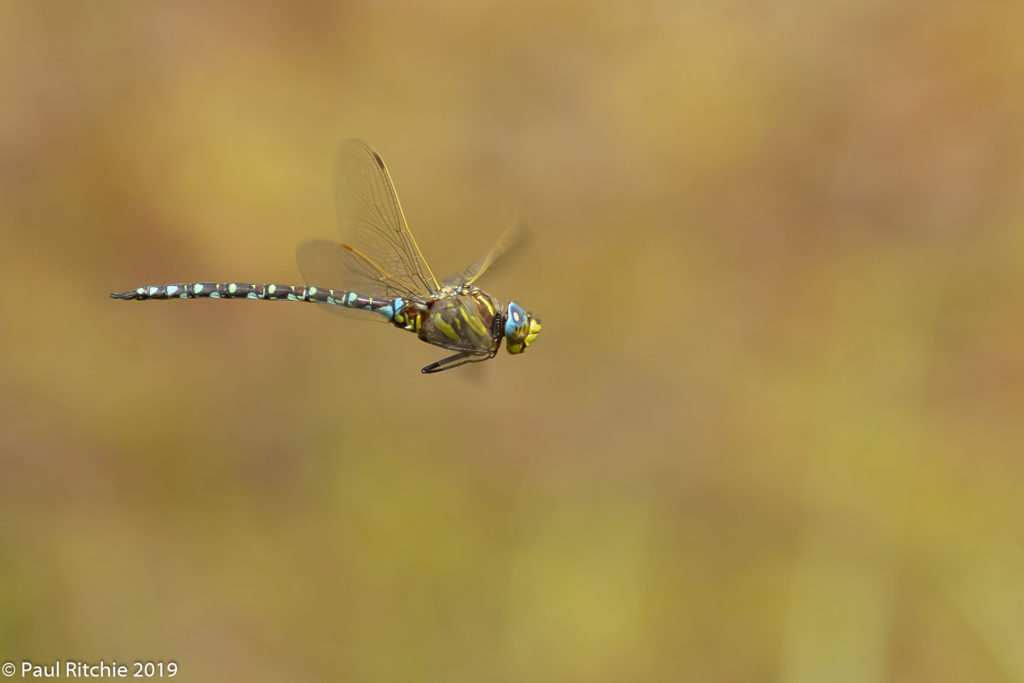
[2,0,1022,680]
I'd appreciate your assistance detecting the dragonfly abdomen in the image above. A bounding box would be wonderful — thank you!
[110,282,411,322]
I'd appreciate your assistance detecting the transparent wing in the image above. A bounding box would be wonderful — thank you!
[296,239,425,320]
[442,219,529,287]
[333,139,439,296]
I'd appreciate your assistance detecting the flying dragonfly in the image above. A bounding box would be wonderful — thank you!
[111,140,541,373]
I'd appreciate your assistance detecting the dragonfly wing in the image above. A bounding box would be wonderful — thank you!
[334,139,439,296]
[296,239,424,298]
[296,239,423,320]
[442,219,529,287]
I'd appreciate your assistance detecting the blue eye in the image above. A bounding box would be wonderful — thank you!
[503,302,541,355]
[504,302,527,339]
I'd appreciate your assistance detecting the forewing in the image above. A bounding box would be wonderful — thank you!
[334,139,439,295]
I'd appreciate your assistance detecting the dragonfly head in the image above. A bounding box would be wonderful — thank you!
[503,301,541,355]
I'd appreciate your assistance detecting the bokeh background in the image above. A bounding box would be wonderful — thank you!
[2,1,1023,681]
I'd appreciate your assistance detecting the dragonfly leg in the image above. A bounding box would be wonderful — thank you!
[421,350,496,374]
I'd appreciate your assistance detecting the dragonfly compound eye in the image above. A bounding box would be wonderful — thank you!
[504,302,541,355]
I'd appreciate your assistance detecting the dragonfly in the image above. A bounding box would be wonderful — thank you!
[111,139,541,374]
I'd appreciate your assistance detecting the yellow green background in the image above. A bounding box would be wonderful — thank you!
[2,1,1022,680]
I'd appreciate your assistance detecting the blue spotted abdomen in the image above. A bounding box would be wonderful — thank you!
[109,281,415,324]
